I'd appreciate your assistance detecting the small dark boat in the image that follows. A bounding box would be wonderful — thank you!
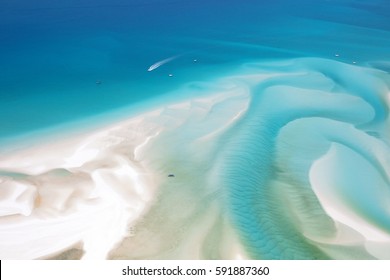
[168,174,175,178]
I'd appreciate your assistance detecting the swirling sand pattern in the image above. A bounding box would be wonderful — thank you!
[218,58,390,259]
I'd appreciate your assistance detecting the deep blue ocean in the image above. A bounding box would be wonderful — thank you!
[1,0,389,140]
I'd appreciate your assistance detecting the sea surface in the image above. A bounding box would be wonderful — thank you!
[1,0,389,140]
[1,0,390,259]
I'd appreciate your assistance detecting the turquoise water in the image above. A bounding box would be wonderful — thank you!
[1,0,390,259]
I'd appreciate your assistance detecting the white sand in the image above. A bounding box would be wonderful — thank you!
[310,143,390,259]
[0,82,250,259]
